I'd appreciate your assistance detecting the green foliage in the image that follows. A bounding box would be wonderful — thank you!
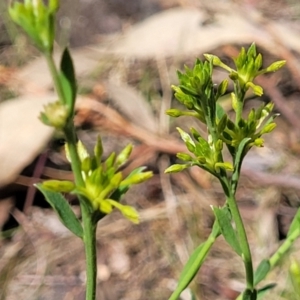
[9,0,59,53]
[166,44,300,300]
[212,206,242,256]
[36,184,83,238]
[168,221,221,300]
[41,139,153,223]
[9,2,154,299]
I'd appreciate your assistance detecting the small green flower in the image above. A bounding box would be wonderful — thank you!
[205,43,286,96]
[65,140,153,223]
[40,101,69,129]
[9,0,59,53]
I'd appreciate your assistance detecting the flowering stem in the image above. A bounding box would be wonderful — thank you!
[64,121,97,300]
[45,50,97,300]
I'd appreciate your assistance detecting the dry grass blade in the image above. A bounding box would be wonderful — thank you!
[104,80,158,133]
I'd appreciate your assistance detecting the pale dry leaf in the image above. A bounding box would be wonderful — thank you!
[12,48,100,95]
[105,80,157,132]
[0,95,54,187]
[96,7,300,59]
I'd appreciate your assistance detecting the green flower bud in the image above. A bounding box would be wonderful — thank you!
[94,136,103,165]
[215,162,234,172]
[177,152,193,161]
[253,138,264,147]
[77,140,90,162]
[166,109,183,117]
[120,171,153,186]
[215,139,223,151]
[177,127,195,146]
[231,92,238,112]
[81,157,92,174]
[260,123,277,134]
[263,60,286,73]
[118,205,139,224]
[165,164,189,173]
[115,144,133,168]
[105,200,140,224]
[254,53,263,70]
[216,79,228,98]
[98,199,113,214]
[246,82,263,96]
[40,101,69,129]
[41,180,75,193]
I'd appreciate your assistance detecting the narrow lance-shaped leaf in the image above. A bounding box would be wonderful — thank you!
[60,48,77,110]
[254,259,271,285]
[212,206,242,256]
[231,137,251,194]
[257,284,276,299]
[168,221,220,300]
[36,183,83,239]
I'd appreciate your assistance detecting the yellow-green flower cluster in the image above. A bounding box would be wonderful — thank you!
[42,138,153,223]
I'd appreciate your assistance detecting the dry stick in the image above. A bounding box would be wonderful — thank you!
[23,151,48,214]
[156,57,172,135]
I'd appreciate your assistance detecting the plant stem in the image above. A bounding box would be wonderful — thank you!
[64,123,97,300]
[220,177,254,292]
[227,192,254,290]
[45,52,65,105]
[81,201,97,300]
[269,228,300,268]
[45,51,97,300]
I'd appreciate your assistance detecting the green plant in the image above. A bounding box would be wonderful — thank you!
[8,1,153,300]
[165,44,300,299]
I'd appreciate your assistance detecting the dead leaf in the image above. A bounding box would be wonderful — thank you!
[105,81,157,132]
[0,95,54,187]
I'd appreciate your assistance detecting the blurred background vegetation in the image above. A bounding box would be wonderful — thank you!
[1,0,300,299]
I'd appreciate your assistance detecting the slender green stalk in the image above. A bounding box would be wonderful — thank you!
[63,123,84,186]
[220,176,254,291]
[81,202,97,300]
[45,52,66,105]
[227,191,254,290]
[46,51,97,300]
[269,228,300,268]
[64,122,97,300]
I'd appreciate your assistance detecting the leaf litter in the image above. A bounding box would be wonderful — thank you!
[1,1,300,299]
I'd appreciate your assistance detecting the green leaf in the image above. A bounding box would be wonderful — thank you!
[231,137,251,193]
[169,221,220,300]
[287,208,300,237]
[257,283,276,299]
[254,259,271,285]
[35,183,83,238]
[213,206,242,256]
[60,48,76,108]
